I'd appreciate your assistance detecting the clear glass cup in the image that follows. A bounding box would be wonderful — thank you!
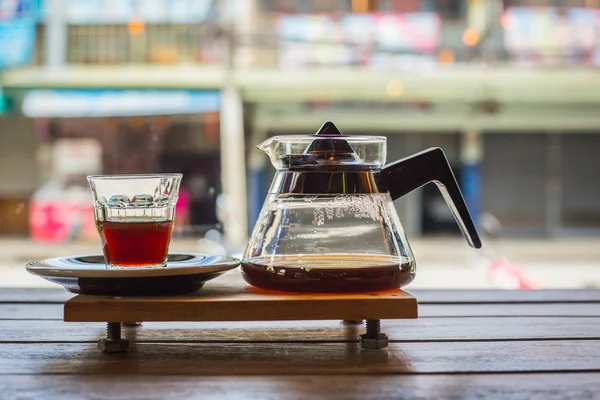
[87,174,182,268]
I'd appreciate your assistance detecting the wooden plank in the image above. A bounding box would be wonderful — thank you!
[1,340,600,374]
[0,288,72,303]
[409,289,600,304]
[419,303,600,317]
[2,285,600,305]
[2,373,600,400]
[63,290,418,322]
[0,304,62,320]
[2,317,600,342]
[4,302,600,321]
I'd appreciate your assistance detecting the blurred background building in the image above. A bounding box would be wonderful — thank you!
[1,0,600,245]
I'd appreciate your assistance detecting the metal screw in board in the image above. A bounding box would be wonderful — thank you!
[359,319,389,350]
[366,319,380,335]
[98,322,130,353]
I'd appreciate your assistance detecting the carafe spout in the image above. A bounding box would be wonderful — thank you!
[257,138,275,155]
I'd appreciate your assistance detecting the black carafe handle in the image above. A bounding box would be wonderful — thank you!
[380,147,482,249]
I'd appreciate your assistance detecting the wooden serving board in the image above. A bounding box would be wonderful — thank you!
[64,273,418,323]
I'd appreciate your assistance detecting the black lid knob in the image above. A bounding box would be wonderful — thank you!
[304,120,356,159]
[281,121,363,170]
[315,121,343,136]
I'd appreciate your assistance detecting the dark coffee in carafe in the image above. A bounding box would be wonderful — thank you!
[241,255,415,293]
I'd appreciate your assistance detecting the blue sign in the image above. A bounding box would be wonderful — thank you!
[0,0,40,20]
[0,17,35,69]
[22,89,221,117]
[0,88,8,114]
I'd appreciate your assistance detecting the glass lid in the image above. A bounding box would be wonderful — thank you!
[258,121,387,171]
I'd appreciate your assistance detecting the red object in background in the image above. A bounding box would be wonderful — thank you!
[176,187,191,214]
[486,257,543,290]
[29,200,96,243]
[174,186,191,234]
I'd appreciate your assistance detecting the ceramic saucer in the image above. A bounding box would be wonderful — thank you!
[26,253,240,296]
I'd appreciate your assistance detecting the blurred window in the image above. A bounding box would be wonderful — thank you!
[32,24,45,65]
[504,0,589,6]
[260,0,352,13]
[260,0,297,12]
[245,0,424,13]
[385,0,421,12]
[313,0,348,13]
[258,0,463,14]
[424,0,464,18]
[65,24,220,65]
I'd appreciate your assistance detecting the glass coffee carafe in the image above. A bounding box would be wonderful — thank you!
[243,121,481,293]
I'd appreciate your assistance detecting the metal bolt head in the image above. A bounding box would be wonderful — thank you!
[98,339,130,353]
[359,333,389,350]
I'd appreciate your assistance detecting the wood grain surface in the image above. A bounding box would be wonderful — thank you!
[2,317,600,342]
[1,340,600,375]
[63,288,418,322]
[3,373,600,400]
[3,284,600,399]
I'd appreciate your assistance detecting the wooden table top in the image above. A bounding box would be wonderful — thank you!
[2,278,600,399]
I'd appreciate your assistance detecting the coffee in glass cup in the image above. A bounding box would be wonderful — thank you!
[87,174,182,268]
